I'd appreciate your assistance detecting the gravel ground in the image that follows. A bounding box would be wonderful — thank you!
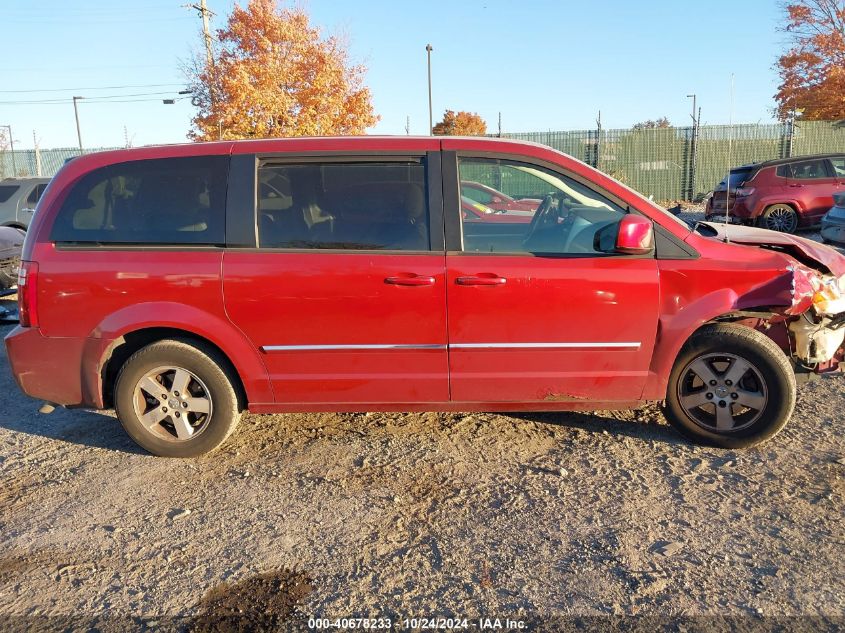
[1,218,845,630]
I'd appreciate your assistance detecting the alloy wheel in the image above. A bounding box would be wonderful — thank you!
[132,365,213,442]
[764,205,798,233]
[676,353,768,433]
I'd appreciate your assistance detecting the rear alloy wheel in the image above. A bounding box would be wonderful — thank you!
[662,323,796,448]
[115,339,241,457]
[760,204,798,233]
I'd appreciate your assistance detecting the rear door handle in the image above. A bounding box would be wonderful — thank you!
[788,183,804,188]
[456,274,507,286]
[385,274,436,286]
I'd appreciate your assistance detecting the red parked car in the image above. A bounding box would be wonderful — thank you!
[461,180,541,212]
[461,196,533,223]
[705,153,845,233]
[5,137,845,457]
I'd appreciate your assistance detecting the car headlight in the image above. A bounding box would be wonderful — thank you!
[813,275,845,316]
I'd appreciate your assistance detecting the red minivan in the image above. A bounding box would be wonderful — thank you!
[5,137,845,457]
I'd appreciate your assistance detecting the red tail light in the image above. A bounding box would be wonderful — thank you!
[18,261,39,328]
[735,187,755,197]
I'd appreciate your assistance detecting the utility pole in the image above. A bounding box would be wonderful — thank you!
[188,0,215,70]
[686,94,698,201]
[498,112,502,137]
[405,116,410,135]
[188,0,219,138]
[595,110,602,169]
[73,96,84,152]
[426,44,433,135]
[1,125,15,176]
[33,130,41,177]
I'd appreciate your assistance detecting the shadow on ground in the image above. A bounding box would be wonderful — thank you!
[506,409,687,447]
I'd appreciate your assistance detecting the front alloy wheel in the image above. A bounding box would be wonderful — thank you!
[662,323,796,448]
[677,353,767,433]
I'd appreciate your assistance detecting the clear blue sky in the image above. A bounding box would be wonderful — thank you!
[2,0,785,150]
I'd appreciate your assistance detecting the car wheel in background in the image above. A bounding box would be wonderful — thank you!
[114,339,241,457]
[759,204,798,233]
[662,323,796,449]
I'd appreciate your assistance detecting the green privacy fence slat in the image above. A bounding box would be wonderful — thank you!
[500,120,845,202]
[0,147,120,180]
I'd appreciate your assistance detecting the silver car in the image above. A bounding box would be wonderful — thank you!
[0,177,50,229]
[0,225,24,289]
[821,192,845,245]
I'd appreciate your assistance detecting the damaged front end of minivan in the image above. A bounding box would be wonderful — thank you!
[785,263,845,369]
[707,222,845,373]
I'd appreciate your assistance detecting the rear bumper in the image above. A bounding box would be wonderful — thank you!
[4,326,90,406]
[705,198,755,224]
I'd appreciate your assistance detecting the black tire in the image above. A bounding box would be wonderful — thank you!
[0,269,16,290]
[114,339,241,457]
[662,323,796,449]
[758,204,798,234]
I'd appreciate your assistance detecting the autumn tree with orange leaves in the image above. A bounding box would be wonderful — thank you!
[774,0,845,120]
[432,110,487,136]
[187,0,378,140]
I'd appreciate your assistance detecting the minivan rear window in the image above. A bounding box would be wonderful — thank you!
[0,185,19,203]
[50,156,228,245]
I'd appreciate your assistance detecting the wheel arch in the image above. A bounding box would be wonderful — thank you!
[79,302,274,409]
[752,198,802,218]
[98,327,250,410]
[644,287,793,400]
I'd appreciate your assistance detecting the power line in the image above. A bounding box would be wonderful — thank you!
[0,92,187,105]
[0,83,185,94]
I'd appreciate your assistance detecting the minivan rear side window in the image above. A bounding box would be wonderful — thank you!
[257,161,429,251]
[50,156,228,245]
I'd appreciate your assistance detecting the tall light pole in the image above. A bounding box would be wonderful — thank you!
[426,44,434,135]
[72,96,84,152]
[1,124,15,176]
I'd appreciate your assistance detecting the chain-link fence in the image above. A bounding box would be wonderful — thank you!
[0,147,120,180]
[2,120,843,201]
[502,120,845,202]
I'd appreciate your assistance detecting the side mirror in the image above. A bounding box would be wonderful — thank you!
[615,215,654,255]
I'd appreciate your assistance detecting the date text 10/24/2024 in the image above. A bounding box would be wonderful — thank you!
[307,617,528,630]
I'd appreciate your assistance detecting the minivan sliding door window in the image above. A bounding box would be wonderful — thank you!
[256,161,431,251]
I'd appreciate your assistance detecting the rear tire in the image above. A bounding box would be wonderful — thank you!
[662,323,796,449]
[114,339,241,457]
[758,204,798,233]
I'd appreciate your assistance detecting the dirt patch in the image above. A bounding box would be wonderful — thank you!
[189,569,312,632]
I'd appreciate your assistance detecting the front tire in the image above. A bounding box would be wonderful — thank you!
[114,339,241,457]
[662,324,796,448]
